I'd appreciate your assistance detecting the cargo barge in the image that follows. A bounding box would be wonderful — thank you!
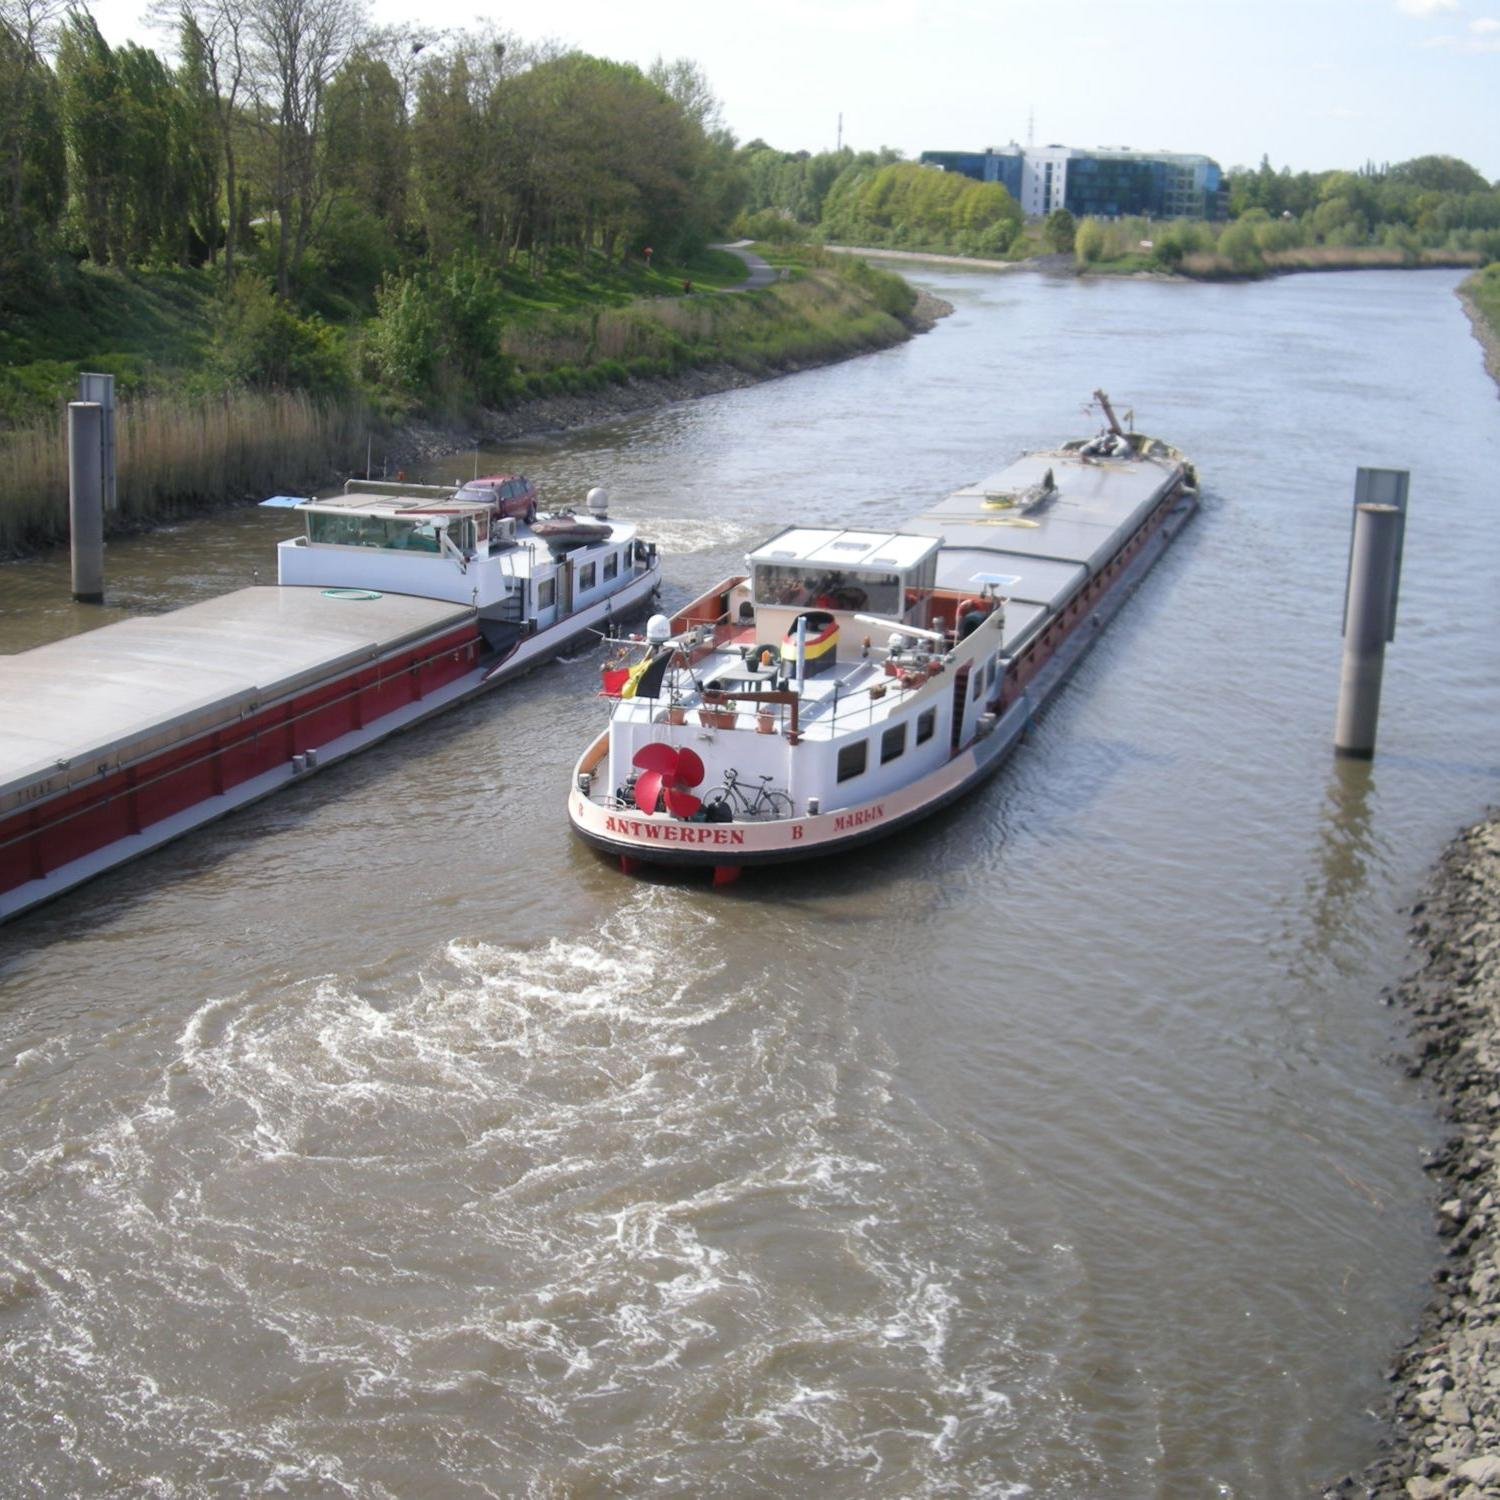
[1,483,659,923]
[567,393,1197,884]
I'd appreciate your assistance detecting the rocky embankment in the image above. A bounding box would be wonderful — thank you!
[1327,816,1500,1499]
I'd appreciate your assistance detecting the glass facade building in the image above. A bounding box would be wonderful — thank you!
[920,145,1226,220]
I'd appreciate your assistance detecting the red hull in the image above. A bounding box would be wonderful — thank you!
[0,623,480,900]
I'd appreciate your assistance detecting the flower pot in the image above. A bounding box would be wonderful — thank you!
[756,712,776,734]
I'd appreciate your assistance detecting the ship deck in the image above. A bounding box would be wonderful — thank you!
[0,587,475,812]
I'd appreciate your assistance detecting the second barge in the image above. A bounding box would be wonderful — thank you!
[1,482,660,923]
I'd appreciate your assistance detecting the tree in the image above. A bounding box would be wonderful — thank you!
[1075,217,1105,264]
[1044,208,1076,253]
[162,0,250,279]
[174,15,221,264]
[243,0,366,298]
[115,41,185,262]
[57,10,123,265]
[323,50,407,235]
[0,0,65,275]
[1387,155,1488,196]
[1216,220,1260,270]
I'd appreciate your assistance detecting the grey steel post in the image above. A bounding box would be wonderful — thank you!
[78,372,116,510]
[69,401,105,603]
[1334,502,1402,758]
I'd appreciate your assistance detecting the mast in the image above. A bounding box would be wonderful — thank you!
[1093,389,1124,437]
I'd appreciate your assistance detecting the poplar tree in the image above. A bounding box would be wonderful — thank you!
[0,0,65,278]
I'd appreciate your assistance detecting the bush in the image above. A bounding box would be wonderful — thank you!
[366,274,440,392]
[365,254,512,407]
[1044,209,1076,254]
[211,277,349,393]
[1215,222,1262,271]
[735,208,809,243]
[296,199,401,315]
[1075,219,1106,265]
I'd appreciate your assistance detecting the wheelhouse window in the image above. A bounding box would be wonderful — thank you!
[837,740,869,782]
[916,708,936,744]
[537,578,556,609]
[604,553,619,581]
[305,508,484,554]
[579,562,597,591]
[752,563,903,615]
[881,723,906,764]
[307,511,442,551]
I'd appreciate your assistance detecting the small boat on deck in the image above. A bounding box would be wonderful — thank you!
[566,392,1198,885]
[530,511,615,553]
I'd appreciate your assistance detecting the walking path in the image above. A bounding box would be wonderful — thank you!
[711,241,780,290]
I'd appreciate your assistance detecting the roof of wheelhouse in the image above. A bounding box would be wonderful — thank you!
[748,528,941,572]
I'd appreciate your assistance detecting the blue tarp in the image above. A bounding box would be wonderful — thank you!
[259,495,309,508]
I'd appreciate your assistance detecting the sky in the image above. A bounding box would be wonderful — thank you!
[80,0,1500,182]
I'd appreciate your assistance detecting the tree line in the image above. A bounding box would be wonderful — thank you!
[0,0,742,304]
[735,146,1500,268]
[4,0,1498,332]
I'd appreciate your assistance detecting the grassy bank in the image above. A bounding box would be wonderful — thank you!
[505,257,914,388]
[1459,263,1500,390]
[0,249,919,555]
[0,266,218,426]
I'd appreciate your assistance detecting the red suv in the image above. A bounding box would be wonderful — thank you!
[457,474,538,523]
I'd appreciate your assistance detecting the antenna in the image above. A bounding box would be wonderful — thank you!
[837,111,843,151]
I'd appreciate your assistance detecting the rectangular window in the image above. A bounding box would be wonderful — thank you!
[881,723,906,764]
[604,553,619,581]
[537,578,556,609]
[837,740,868,783]
[916,708,936,745]
[579,562,597,591]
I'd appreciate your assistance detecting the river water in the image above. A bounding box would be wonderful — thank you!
[2,267,1498,1498]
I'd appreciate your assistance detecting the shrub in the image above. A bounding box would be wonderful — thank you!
[366,274,440,392]
[212,277,349,393]
[735,208,808,243]
[365,254,512,407]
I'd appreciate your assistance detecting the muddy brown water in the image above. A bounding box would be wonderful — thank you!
[2,267,1499,1497]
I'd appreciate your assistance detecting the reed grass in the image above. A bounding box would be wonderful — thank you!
[0,390,369,555]
[1179,245,1482,278]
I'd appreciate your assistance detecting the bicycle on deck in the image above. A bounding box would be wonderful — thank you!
[704,767,794,821]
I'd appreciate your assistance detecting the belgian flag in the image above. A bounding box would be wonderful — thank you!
[620,647,674,700]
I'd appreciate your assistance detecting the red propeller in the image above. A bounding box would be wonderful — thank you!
[632,742,705,818]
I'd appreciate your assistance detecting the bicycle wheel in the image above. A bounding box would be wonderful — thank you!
[759,791,794,819]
